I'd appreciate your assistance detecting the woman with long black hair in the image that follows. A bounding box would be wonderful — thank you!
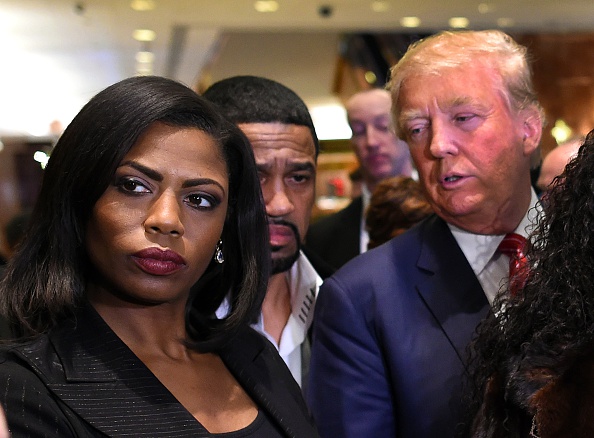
[0,76,318,438]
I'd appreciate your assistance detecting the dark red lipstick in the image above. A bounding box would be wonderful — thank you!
[131,248,186,276]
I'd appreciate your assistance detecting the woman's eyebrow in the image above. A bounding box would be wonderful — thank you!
[119,160,162,181]
[119,160,226,192]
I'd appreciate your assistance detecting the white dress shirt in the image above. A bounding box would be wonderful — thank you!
[359,185,371,254]
[449,189,541,304]
[252,251,322,387]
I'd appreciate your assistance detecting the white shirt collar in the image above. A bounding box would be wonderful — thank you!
[359,185,371,253]
[284,250,322,332]
[252,251,322,386]
[448,188,541,278]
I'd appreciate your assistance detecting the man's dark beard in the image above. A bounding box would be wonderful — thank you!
[269,219,301,275]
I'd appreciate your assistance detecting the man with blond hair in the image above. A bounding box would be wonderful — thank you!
[308,30,544,437]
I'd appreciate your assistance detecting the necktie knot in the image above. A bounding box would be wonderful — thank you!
[497,232,527,260]
[497,233,529,295]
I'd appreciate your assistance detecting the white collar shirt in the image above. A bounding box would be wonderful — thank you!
[252,251,322,387]
[448,189,541,305]
[359,185,371,254]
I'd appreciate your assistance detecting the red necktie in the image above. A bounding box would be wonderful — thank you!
[497,233,529,296]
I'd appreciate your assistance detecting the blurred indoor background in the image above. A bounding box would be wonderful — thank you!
[1,0,593,253]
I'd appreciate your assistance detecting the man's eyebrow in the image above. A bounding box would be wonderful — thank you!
[398,109,426,125]
[289,162,315,172]
[256,161,315,172]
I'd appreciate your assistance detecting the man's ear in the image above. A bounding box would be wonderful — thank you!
[521,107,543,156]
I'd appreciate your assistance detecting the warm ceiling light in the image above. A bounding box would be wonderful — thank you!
[371,1,389,13]
[497,17,515,28]
[33,150,50,169]
[400,16,421,28]
[308,102,352,140]
[364,71,377,84]
[551,119,572,144]
[478,3,495,14]
[135,51,155,63]
[133,29,156,42]
[449,17,470,28]
[254,1,279,12]
[130,0,156,12]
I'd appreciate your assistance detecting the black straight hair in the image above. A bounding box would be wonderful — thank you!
[0,76,270,351]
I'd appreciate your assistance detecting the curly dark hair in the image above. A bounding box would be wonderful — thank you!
[365,176,433,249]
[465,130,594,437]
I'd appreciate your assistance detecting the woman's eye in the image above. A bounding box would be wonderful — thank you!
[186,194,217,209]
[117,178,150,194]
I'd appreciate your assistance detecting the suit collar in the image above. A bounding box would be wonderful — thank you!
[415,215,490,364]
[45,304,206,436]
[342,196,364,223]
[219,328,318,438]
[39,304,315,437]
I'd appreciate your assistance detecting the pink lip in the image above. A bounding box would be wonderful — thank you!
[366,154,388,165]
[269,224,295,247]
[131,248,186,276]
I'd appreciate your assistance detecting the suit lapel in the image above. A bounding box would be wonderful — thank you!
[330,196,363,262]
[219,327,317,438]
[43,305,209,437]
[414,216,490,364]
[22,306,316,437]
[343,196,364,255]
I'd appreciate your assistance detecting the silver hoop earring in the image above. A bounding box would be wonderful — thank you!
[214,240,224,264]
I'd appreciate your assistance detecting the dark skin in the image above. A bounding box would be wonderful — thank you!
[238,123,316,346]
[90,297,257,432]
[86,123,257,432]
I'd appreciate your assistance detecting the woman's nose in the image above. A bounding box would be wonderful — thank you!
[144,191,184,237]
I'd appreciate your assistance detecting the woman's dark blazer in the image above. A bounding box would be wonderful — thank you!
[0,304,319,438]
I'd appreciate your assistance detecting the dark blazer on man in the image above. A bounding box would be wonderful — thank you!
[305,196,363,270]
[0,304,319,438]
[307,214,490,437]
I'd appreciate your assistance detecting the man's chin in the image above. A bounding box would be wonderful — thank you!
[271,250,300,275]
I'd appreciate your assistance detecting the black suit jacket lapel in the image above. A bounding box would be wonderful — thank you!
[219,328,319,438]
[342,196,364,255]
[43,305,208,437]
[414,216,490,364]
[21,306,317,437]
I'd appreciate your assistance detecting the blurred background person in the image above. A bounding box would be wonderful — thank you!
[306,88,414,270]
[365,176,433,249]
[536,136,583,195]
[0,76,318,437]
[468,131,594,438]
[348,167,363,199]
